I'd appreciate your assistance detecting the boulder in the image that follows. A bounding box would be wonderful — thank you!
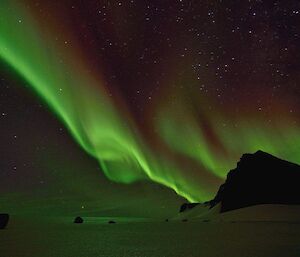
[74,216,84,223]
[0,214,9,229]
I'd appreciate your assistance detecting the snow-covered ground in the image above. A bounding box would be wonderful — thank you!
[1,205,300,257]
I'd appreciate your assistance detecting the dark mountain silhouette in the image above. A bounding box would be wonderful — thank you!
[209,150,300,212]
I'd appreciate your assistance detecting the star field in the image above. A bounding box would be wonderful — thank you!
[0,0,300,212]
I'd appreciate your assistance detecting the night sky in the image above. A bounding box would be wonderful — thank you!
[0,0,300,216]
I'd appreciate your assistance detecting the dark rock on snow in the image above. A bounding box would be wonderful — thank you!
[209,150,300,212]
[74,216,84,223]
[0,214,9,229]
[179,203,199,213]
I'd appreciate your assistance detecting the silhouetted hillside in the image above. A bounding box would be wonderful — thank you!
[209,150,300,212]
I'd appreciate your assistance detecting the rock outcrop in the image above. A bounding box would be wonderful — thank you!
[74,216,84,223]
[0,214,9,229]
[179,203,200,213]
[209,150,300,212]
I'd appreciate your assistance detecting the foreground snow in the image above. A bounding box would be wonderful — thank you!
[1,204,300,257]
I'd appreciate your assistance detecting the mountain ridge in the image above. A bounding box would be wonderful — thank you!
[209,150,300,212]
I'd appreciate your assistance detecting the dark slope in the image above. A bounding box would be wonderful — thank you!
[210,150,300,212]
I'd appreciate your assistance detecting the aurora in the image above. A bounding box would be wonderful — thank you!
[1,0,299,203]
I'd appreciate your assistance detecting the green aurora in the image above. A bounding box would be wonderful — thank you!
[1,1,300,203]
